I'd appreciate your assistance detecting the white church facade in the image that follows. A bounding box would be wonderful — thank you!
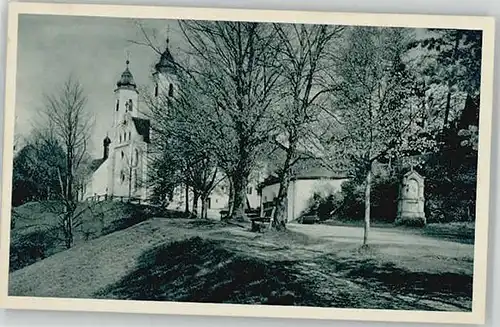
[83,40,235,209]
[83,42,171,202]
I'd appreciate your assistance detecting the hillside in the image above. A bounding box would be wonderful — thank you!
[9,218,474,311]
[9,200,181,272]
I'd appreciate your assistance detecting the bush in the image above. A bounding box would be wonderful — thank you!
[330,173,399,223]
[304,192,343,221]
[9,228,61,272]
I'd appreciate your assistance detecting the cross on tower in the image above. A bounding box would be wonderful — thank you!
[166,25,170,46]
[126,50,130,67]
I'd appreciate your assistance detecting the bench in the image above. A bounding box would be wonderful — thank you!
[298,215,319,224]
[220,210,229,220]
[220,209,260,220]
[251,207,275,232]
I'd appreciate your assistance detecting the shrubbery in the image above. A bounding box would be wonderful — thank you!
[304,150,476,225]
[305,173,400,224]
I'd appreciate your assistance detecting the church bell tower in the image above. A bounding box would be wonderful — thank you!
[114,59,139,128]
[152,38,178,100]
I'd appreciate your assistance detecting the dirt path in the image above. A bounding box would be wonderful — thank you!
[287,223,473,261]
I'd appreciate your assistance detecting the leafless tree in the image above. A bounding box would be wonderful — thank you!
[177,20,283,221]
[268,23,344,230]
[39,75,93,248]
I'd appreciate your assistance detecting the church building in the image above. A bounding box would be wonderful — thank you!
[83,40,178,201]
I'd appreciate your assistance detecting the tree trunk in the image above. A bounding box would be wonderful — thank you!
[363,163,373,246]
[227,177,235,217]
[443,32,460,130]
[64,206,74,249]
[272,178,289,231]
[272,148,296,230]
[231,171,249,221]
[64,148,75,249]
[201,196,209,219]
[443,88,452,129]
[192,191,200,218]
[184,183,190,215]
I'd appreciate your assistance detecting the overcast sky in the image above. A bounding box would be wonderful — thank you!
[15,14,181,156]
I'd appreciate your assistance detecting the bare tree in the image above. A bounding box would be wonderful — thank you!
[144,66,225,219]
[39,75,93,248]
[177,20,282,221]
[268,23,344,230]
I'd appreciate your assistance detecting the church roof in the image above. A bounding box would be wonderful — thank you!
[155,39,177,74]
[117,60,137,89]
[132,117,151,143]
[89,158,106,173]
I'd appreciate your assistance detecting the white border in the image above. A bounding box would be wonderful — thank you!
[0,2,495,325]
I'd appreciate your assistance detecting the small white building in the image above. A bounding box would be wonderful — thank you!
[259,164,348,222]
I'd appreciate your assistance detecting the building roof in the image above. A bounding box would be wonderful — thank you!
[116,60,137,89]
[257,162,348,191]
[155,39,177,75]
[294,165,348,180]
[89,158,106,173]
[132,117,151,143]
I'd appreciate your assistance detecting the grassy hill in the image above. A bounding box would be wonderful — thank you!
[9,200,182,272]
[9,218,474,311]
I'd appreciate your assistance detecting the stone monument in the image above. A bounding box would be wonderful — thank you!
[396,170,426,226]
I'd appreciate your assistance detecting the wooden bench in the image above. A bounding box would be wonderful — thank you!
[298,215,320,224]
[220,210,229,220]
[220,209,260,221]
[251,207,275,232]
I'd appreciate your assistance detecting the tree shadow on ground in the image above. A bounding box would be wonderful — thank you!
[95,237,317,306]
[95,237,472,311]
[320,255,473,311]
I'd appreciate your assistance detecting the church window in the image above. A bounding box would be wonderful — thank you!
[154,84,159,97]
[121,151,124,159]
[129,132,131,141]
[116,100,119,111]
[120,171,125,183]
[134,149,139,166]
[134,170,139,190]
[168,83,174,97]
[119,135,122,143]
[128,99,133,111]
[247,186,253,195]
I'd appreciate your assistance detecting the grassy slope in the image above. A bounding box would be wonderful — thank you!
[9,218,474,311]
[9,200,181,271]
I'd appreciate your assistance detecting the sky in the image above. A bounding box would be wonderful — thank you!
[14,14,450,159]
[15,14,182,157]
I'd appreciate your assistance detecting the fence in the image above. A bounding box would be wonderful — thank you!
[86,194,144,204]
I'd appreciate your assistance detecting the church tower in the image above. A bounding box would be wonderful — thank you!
[114,59,139,128]
[152,38,178,100]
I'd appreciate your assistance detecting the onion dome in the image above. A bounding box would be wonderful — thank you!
[116,60,137,89]
[103,135,111,146]
[155,38,177,74]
